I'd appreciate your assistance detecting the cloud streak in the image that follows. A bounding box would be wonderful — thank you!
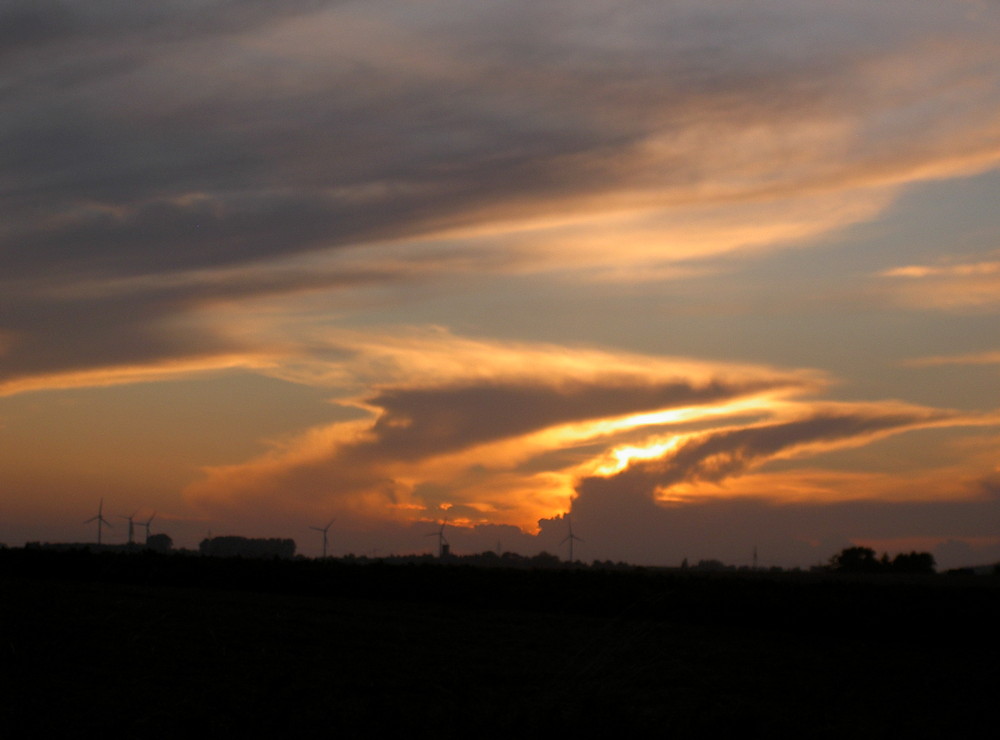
[879,254,1000,311]
[905,351,1000,367]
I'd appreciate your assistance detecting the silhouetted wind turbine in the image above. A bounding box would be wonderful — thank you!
[426,520,449,558]
[85,499,113,546]
[560,514,583,563]
[139,512,156,544]
[310,519,335,559]
[121,511,138,545]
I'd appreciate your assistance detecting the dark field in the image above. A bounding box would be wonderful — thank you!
[1,550,996,737]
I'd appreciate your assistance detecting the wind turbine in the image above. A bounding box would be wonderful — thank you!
[121,511,138,546]
[139,512,156,544]
[560,514,583,563]
[310,519,335,559]
[426,520,449,558]
[85,499,113,546]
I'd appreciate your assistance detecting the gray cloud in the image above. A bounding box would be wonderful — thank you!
[977,471,1000,499]
[560,487,1000,568]
[0,291,217,379]
[353,375,792,462]
[0,259,417,384]
[0,1,339,56]
[4,1,999,382]
[7,1,990,262]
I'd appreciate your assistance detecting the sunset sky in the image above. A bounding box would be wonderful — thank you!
[3,1,1000,567]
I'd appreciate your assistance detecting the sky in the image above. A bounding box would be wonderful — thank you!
[3,0,1000,568]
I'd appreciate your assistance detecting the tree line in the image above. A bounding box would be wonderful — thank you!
[829,546,935,574]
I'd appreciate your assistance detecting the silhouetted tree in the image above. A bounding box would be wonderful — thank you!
[891,551,935,574]
[530,551,560,568]
[200,536,295,559]
[830,546,881,573]
[146,533,172,553]
[830,546,936,574]
[694,559,728,571]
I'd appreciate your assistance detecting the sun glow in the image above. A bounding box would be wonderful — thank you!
[525,393,790,456]
[594,436,684,476]
[609,394,786,431]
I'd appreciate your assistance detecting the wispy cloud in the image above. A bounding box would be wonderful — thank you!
[883,262,1000,279]
[878,255,1000,311]
[904,350,1000,367]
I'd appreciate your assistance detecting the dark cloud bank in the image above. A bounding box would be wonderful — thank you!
[4,2,995,384]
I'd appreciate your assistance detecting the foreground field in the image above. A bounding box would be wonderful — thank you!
[1,550,996,736]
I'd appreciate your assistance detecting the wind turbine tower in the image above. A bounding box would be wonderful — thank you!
[560,514,583,563]
[85,499,113,546]
[426,520,449,559]
[139,512,156,545]
[310,519,335,559]
[121,511,138,546]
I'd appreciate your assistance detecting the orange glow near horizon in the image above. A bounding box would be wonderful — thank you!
[181,366,990,537]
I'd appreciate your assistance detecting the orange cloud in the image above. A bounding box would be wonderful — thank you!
[579,401,965,497]
[878,255,1000,312]
[183,332,818,527]
[180,330,997,534]
[0,353,280,397]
